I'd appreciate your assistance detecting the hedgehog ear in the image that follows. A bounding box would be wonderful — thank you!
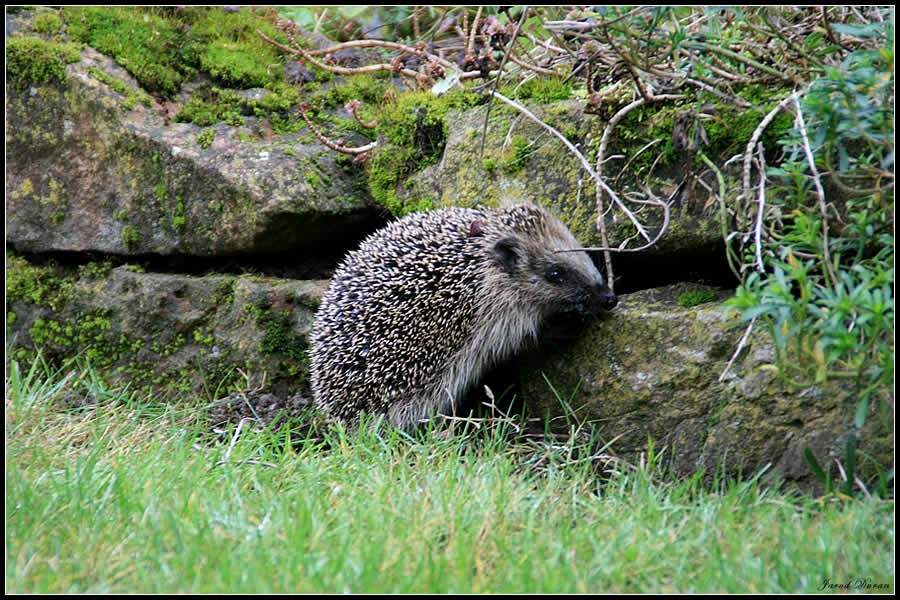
[491,236,521,275]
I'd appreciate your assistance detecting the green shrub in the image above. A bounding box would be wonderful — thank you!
[723,18,894,494]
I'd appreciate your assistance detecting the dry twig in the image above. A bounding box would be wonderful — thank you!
[792,90,836,286]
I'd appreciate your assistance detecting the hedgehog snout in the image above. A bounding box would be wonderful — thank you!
[581,283,617,314]
[560,283,617,316]
[597,286,618,311]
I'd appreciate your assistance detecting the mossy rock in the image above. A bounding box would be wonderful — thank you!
[6,254,328,399]
[5,8,382,258]
[517,283,893,494]
[399,90,793,264]
[5,45,379,257]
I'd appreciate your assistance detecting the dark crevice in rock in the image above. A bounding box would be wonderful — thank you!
[8,234,738,292]
[6,235,377,281]
[610,241,739,295]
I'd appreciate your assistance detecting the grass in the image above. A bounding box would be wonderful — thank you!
[5,353,895,594]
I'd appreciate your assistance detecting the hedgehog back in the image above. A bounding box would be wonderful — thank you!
[311,207,490,425]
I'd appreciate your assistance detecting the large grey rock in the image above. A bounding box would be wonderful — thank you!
[7,257,892,494]
[6,256,326,398]
[518,284,893,493]
[402,100,727,259]
[6,45,379,257]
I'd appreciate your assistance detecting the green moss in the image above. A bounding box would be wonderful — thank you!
[503,77,571,103]
[174,82,306,130]
[172,198,187,233]
[63,7,196,96]
[304,171,320,187]
[308,75,390,112]
[5,256,49,305]
[186,7,289,88]
[599,84,794,182]
[76,261,113,279]
[6,253,73,310]
[363,88,479,216]
[502,137,535,174]
[11,178,34,199]
[87,66,152,110]
[376,89,477,152]
[176,85,245,126]
[193,327,215,346]
[677,289,719,308]
[243,300,311,380]
[6,253,251,398]
[121,225,139,250]
[367,146,418,216]
[6,36,81,88]
[154,183,167,204]
[199,43,273,89]
[31,11,64,35]
[28,309,144,370]
[196,128,215,150]
[62,6,291,97]
[700,102,792,159]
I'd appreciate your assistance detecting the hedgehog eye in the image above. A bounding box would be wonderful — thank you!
[544,265,566,284]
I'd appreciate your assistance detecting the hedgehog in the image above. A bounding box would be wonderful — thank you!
[309,202,617,429]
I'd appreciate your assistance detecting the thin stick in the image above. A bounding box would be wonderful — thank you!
[467,6,483,58]
[556,190,671,254]
[488,90,653,242]
[792,90,836,286]
[595,95,682,241]
[224,417,251,462]
[298,104,377,155]
[741,95,796,204]
[257,30,430,81]
[719,316,756,382]
[478,6,530,156]
[753,142,767,273]
[303,38,460,73]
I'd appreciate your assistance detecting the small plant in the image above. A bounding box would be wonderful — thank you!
[196,128,215,150]
[677,289,718,308]
[121,225,140,250]
[31,10,64,35]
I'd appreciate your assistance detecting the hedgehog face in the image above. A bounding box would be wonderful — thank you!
[489,231,617,319]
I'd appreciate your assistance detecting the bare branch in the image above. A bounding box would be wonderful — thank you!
[467,6,483,58]
[719,316,757,382]
[298,104,377,156]
[304,38,460,73]
[595,93,684,240]
[753,142,768,274]
[559,188,672,254]
[488,89,679,267]
[740,94,796,202]
[792,89,837,286]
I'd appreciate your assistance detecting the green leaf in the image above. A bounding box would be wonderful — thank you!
[855,394,869,429]
[804,447,830,491]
